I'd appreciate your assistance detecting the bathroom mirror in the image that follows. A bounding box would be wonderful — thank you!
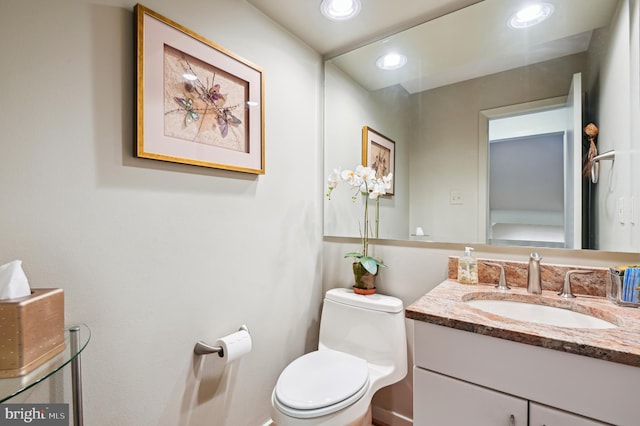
[324,0,640,253]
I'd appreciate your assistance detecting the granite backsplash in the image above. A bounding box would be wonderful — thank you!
[447,256,610,297]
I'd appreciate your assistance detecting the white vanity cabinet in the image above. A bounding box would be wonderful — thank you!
[413,320,638,425]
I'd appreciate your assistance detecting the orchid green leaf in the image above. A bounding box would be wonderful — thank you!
[360,257,379,275]
[344,252,364,259]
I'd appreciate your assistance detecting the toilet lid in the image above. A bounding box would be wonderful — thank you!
[275,349,369,411]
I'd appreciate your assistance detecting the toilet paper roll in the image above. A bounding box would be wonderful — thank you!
[215,330,252,363]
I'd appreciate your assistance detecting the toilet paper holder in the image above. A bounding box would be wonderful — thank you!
[194,325,249,356]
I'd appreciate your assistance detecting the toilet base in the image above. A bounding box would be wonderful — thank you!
[355,405,372,426]
[341,404,371,426]
[271,404,372,426]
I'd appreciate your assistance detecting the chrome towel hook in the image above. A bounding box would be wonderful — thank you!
[590,150,615,184]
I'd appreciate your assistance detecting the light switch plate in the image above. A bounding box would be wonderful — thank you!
[450,190,463,205]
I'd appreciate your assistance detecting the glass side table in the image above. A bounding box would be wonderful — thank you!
[0,324,90,426]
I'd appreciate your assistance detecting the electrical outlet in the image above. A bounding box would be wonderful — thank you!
[450,191,463,205]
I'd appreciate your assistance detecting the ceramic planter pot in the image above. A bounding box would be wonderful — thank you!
[352,262,377,295]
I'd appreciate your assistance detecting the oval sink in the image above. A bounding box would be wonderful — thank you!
[466,299,617,329]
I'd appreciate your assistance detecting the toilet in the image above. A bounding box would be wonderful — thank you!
[271,288,407,425]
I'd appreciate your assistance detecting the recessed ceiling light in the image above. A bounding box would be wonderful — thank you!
[376,53,407,70]
[509,3,554,29]
[320,0,361,21]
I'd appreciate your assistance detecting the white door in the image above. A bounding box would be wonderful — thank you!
[564,72,582,248]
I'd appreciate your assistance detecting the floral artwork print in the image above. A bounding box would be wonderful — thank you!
[163,44,248,152]
[369,142,391,179]
[362,126,395,195]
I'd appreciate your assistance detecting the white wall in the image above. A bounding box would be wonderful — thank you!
[324,63,411,241]
[0,1,323,424]
[593,0,639,251]
[632,0,640,250]
[408,53,587,244]
[488,108,568,140]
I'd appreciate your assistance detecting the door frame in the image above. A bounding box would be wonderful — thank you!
[478,96,569,245]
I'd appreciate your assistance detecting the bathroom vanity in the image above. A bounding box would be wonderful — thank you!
[406,279,640,425]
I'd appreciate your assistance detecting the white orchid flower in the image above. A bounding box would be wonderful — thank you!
[370,182,387,199]
[341,169,362,187]
[325,168,341,199]
[382,173,393,189]
[356,165,376,183]
[327,169,340,188]
[326,163,389,274]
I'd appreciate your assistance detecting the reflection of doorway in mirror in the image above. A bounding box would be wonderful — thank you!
[480,73,583,250]
[489,131,565,247]
[487,106,570,248]
[370,142,390,179]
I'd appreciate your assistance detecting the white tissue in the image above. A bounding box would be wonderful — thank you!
[0,260,31,300]
[215,329,252,363]
[415,227,425,236]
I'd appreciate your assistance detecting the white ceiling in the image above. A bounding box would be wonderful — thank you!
[248,0,619,94]
[246,0,480,57]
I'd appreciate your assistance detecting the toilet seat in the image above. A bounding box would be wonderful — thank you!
[274,349,370,419]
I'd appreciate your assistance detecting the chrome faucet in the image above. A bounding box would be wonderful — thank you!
[559,270,593,299]
[484,262,510,291]
[527,252,542,294]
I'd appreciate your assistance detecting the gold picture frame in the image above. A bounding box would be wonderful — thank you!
[362,126,395,195]
[135,4,265,174]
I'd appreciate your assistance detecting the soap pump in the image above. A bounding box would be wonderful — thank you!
[458,247,478,284]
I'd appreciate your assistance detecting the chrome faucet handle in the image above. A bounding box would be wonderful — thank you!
[484,262,510,291]
[559,270,593,299]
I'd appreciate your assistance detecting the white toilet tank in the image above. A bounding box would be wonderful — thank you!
[318,288,407,374]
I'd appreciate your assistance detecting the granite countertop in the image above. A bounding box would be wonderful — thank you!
[405,279,640,367]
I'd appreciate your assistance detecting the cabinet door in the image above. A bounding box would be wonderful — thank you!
[414,367,528,426]
[529,402,610,425]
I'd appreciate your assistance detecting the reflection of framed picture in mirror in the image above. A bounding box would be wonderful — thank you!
[362,126,395,195]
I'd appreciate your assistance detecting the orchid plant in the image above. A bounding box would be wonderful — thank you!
[326,165,393,275]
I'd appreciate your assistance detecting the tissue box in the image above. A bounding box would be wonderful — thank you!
[0,288,65,378]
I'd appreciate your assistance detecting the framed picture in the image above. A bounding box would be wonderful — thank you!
[135,4,265,174]
[362,126,395,195]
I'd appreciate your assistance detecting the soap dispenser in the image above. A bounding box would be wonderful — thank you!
[458,247,478,284]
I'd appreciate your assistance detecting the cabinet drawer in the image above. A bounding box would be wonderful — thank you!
[414,367,528,426]
[530,402,610,426]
